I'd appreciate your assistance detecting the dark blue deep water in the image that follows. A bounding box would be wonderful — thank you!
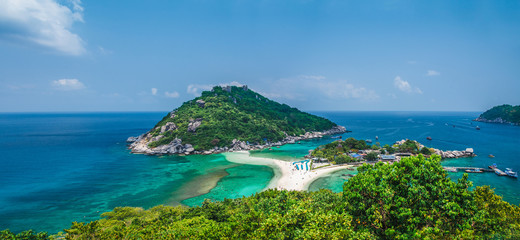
[0,112,519,233]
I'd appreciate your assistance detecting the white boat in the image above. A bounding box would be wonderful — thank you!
[505,168,518,178]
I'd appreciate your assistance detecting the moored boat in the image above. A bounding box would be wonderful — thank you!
[505,168,518,178]
[426,136,432,140]
[495,169,508,176]
[488,154,495,158]
[489,163,497,169]
[365,139,372,143]
[476,126,480,130]
[465,168,483,173]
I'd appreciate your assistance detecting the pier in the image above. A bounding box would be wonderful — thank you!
[443,166,511,177]
[442,166,493,173]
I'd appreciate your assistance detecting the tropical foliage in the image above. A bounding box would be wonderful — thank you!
[397,139,420,154]
[479,104,520,124]
[6,155,520,239]
[148,86,337,150]
[0,230,48,240]
[311,138,370,163]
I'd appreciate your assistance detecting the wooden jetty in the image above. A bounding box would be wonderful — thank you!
[443,166,510,176]
[443,166,493,173]
[494,168,507,176]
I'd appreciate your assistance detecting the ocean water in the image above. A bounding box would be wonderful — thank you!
[1,111,519,233]
[251,111,520,204]
[0,113,272,233]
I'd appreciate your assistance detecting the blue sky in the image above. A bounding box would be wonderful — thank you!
[0,0,519,112]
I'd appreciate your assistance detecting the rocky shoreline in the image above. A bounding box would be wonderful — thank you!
[127,125,347,156]
[394,139,477,159]
[473,117,519,126]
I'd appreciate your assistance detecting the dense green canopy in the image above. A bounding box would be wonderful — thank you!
[311,138,371,164]
[479,104,520,124]
[5,155,520,239]
[148,86,337,150]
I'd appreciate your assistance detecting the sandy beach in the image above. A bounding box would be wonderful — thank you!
[223,151,353,191]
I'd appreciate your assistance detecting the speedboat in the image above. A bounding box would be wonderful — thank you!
[476,126,480,130]
[505,168,518,178]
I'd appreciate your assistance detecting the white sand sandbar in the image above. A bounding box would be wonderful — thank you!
[223,151,353,191]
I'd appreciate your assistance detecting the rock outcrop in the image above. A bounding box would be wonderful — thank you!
[128,125,347,155]
[434,149,477,159]
[160,122,177,133]
[196,100,205,108]
[129,135,194,155]
[394,139,476,159]
[187,118,202,132]
[474,117,518,125]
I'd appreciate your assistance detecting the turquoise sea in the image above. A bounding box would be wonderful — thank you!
[1,111,519,233]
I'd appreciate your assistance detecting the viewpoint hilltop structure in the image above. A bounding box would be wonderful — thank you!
[127,84,346,155]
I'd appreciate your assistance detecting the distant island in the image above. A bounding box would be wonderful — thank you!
[128,85,346,155]
[475,104,520,125]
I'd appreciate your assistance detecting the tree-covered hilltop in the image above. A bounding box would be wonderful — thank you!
[8,155,520,239]
[130,85,343,153]
[476,104,520,125]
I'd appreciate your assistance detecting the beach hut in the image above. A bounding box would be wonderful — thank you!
[350,153,363,160]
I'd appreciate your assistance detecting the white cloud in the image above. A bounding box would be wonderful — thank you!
[0,0,86,55]
[300,75,326,81]
[219,81,244,87]
[426,70,440,76]
[187,84,213,96]
[151,88,158,95]
[314,81,379,100]
[164,91,179,98]
[394,76,422,94]
[51,78,85,90]
[261,75,379,101]
[97,46,113,55]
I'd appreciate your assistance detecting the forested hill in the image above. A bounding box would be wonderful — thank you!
[475,104,520,125]
[129,85,343,153]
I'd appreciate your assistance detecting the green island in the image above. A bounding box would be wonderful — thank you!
[4,155,520,239]
[128,85,345,155]
[309,138,473,165]
[475,104,520,125]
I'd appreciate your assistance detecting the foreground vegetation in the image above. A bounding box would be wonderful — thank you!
[4,155,520,239]
[478,104,520,125]
[148,85,337,150]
